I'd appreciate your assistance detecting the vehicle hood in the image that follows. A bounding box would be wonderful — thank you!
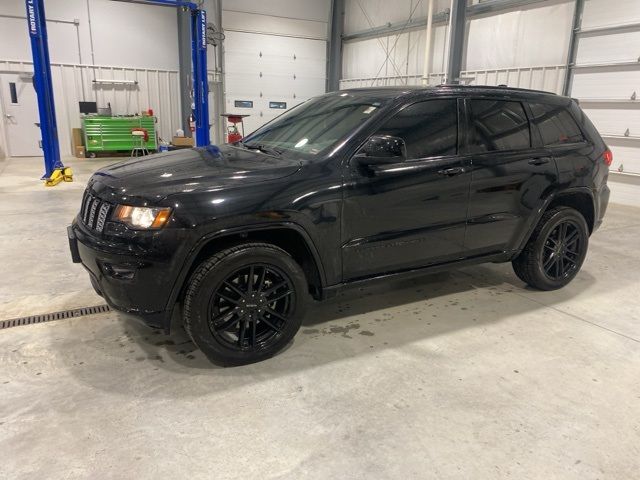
[90,145,302,201]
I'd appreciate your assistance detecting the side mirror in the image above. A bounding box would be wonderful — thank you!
[356,135,406,166]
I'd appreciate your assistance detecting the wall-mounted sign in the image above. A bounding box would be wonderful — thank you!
[269,101,287,109]
[234,100,253,108]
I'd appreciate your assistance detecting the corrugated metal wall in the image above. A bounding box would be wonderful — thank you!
[0,60,181,157]
[340,0,572,93]
[571,0,640,175]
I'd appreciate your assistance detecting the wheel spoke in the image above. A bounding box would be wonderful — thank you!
[267,289,293,304]
[238,320,247,346]
[264,307,287,321]
[565,247,579,258]
[263,280,287,297]
[216,291,240,306]
[563,253,576,266]
[251,318,257,349]
[216,311,246,332]
[565,229,579,245]
[256,266,267,292]
[259,312,282,333]
[223,280,245,297]
[543,253,556,270]
[247,265,254,294]
[559,222,568,242]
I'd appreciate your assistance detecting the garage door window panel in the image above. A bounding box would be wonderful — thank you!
[469,100,531,153]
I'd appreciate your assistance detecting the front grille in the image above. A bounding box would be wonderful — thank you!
[80,190,114,233]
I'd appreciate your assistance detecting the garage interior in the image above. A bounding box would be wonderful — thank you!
[1,0,639,478]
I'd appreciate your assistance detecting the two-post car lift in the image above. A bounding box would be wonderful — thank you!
[24,0,210,186]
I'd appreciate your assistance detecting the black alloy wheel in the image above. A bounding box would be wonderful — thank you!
[541,220,583,281]
[183,243,308,365]
[209,264,295,352]
[512,206,589,291]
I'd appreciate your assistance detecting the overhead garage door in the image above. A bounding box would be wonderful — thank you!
[571,0,640,175]
[224,30,327,135]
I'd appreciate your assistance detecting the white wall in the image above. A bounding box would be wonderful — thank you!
[0,0,179,70]
[465,0,573,70]
[341,0,450,88]
[0,0,181,158]
[221,0,330,134]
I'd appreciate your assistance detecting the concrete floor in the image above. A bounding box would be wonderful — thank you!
[1,157,639,479]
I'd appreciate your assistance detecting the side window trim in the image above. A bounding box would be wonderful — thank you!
[522,101,544,149]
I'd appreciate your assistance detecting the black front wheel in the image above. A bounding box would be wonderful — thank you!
[513,207,589,290]
[183,243,308,365]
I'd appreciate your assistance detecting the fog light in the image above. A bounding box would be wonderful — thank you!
[102,263,137,280]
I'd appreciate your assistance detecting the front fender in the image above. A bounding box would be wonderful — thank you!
[163,221,327,326]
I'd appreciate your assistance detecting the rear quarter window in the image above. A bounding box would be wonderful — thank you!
[529,103,585,146]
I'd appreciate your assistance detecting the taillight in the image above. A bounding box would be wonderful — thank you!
[603,149,613,167]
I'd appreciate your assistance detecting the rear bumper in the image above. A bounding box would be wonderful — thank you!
[593,184,610,232]
[68,221,175,330]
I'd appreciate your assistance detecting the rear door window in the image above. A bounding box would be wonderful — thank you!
[529,102,585,146]
[374,99,458,160]
[468,100,531,153]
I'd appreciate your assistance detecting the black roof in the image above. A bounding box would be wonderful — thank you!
[338,84,563,101]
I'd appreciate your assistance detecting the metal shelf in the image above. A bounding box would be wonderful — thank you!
[577,21,640,36]
[572,60,640,70]
[601,133,640,141]
[578,99,638,104]
[610,171,640,178]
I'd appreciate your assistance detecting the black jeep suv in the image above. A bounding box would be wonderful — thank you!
[69,85,610,365]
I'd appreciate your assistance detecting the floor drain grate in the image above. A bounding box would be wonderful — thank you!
[0,304,111,330]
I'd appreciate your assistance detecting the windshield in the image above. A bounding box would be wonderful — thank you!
[241,93,388,157]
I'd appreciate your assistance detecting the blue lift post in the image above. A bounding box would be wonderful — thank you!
[192,8,210,146]
[25,0,70,185]
[25,0,210,186]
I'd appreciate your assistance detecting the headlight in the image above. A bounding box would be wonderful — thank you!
[112,205,172,229]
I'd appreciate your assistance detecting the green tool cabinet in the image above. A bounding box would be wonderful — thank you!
[83,116,157,155]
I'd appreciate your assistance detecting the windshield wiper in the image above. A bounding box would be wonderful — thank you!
[241,142,282,157]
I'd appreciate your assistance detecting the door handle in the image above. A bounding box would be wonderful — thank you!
[438,166,466,176]
[4,114,13,118]
[528,157,551,166]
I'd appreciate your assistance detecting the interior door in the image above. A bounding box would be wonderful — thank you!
[464,98,559,256]
[341,98,471,280]
[1,73,42,157]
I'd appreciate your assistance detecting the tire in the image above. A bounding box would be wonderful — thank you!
[183,243,308,365]
[512,206,589,291]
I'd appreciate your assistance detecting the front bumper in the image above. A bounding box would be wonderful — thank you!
[68,221,177,330]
